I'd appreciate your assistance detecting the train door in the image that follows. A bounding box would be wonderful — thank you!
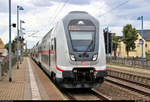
[49,42,51,66]
[54,37,56,65]
[50,38,54,69]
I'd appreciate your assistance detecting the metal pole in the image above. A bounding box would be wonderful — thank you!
[141,16,144,68]
[26,40,27,52]
[107,26,109,56]
[20,20,22,64]
[9,0,12,82]
[17,6,19,69]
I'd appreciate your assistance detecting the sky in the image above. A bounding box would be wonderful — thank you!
[0,0,150,49]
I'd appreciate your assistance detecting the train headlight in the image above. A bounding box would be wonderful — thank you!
[70,55,75,61]
[92,54,98,61]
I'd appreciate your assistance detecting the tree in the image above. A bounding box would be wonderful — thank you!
[12,38,17,53]
[122,24,138,57]
[113,36,119,50]
[5,37,17,53]
[113,36,120,56]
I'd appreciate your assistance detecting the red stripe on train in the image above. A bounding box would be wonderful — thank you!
[56,66,64,72]
[33,50,55,54]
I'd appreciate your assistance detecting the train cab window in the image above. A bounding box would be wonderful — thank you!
[68,20,96,52]
[70,31,95,52]
[70,32,93,40]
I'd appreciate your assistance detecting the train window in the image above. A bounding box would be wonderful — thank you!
[51,39,54,50]
[70,32,93,40]
[54,38,56,51]
[51,45,53,50]
[70,31,95,52]
[68,19,96,52]
[145,44,147,48]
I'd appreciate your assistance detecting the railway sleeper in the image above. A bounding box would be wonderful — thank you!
[107,70,150,87]
[148,79,150,85]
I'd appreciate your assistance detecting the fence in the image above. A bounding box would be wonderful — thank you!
[0,56,17,80]
[106,56,150,69]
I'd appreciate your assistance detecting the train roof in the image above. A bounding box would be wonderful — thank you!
[62,11,99,26]
[41,28,53,43]
[69,11,88,14]
[35,41,39,46]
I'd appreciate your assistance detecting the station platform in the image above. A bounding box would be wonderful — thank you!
[107,64,150,77]
[0,57,65,100]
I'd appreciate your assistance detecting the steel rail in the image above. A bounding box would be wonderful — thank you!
[105,76,150,97]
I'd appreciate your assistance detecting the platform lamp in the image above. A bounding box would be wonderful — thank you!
[137,16,144,68]
[17,5,24,69]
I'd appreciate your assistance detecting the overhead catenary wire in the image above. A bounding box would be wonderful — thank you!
[99,0,130,17]
[50,0,70,27]
[48,0,62,24]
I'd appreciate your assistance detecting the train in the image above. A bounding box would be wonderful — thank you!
[31,11,107,88]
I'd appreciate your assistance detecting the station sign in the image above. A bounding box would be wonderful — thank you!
[21,42,24,46]
[68,26,95,31]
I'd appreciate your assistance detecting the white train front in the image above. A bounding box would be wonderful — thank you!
[31,11,107,88]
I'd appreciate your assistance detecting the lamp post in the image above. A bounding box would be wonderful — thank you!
[137,16,144,68]
[105,26,109,56]
[25,40,27,52]
[8,0,12,82]
[20,20,25,63]
[20,20,25,33]
[17,5,24,69]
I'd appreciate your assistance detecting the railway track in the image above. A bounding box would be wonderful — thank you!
[33,58,150,100]
[60,88,111,100]
[107,68,150,87]
[105,76,150,97]
[32,58,111,100]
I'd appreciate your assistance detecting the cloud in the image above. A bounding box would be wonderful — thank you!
[109,26,123,36]
[0,26,8,35]
[68,0,91,5]
[0,1,8,13]
[0,0,150,49]
[54,0,91,5]
[31,0,53,7]
[0,30,16,44]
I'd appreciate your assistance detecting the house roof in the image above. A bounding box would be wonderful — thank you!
[137,30,150,41]
[0,38,5,49]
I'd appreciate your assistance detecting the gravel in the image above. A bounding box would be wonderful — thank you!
[95,81,150,100]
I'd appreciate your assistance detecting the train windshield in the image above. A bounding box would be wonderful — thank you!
[70,31,95,52]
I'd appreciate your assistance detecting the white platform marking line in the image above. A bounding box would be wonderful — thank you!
[27,58,41,100]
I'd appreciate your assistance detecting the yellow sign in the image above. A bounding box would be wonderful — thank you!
[21,42,24,46]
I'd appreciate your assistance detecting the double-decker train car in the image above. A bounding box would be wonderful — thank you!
[31,11,107,88]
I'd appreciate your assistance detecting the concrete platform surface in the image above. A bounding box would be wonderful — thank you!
[0,57,65,100]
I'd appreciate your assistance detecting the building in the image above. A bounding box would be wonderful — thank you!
[103,31,116,54]
[0,38,8,57]
[117,30,150,58]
